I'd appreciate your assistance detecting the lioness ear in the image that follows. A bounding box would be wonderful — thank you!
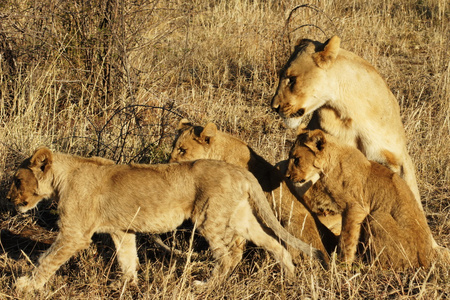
[30,147,53,175]
[177,118,192,131]
[305,130,326,154]
[294,38,311,49]
[293,38,316,55]
[200,123,217,145]
[294,38,307,47]
[312,36,340,69]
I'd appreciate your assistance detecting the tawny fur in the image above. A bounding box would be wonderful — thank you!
[274,159,342,236]
[7,148,325,292]
[170,119,338,263]
[271,36,421,208]
[286,130,436,269]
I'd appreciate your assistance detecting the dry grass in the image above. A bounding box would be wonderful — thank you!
[0,0,449,299]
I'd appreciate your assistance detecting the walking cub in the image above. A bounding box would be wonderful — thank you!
[8,148,324,292]
[286,130,435,268]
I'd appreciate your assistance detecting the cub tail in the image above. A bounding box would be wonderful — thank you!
[246,173,328,268]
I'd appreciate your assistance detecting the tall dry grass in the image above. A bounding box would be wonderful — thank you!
[0,0,449,299]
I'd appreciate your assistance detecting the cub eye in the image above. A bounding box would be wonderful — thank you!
[14,178,21,187]
[178,147,186,155]
[294,158,300,166]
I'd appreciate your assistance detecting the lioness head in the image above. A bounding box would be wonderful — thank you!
[286,130,327,186]
[7,147,54,213]
[169,119,217,163]
[271,36,341,129]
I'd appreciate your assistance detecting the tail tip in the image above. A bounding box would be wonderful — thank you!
[313,249,329,269]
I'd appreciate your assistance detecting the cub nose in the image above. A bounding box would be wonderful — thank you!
[6,190,12,201]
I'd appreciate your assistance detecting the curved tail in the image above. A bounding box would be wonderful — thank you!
[247,174,327,267]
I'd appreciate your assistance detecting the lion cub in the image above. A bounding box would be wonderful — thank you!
[8,148,324,292]
[286,130,435,268]
[170,119,338,262]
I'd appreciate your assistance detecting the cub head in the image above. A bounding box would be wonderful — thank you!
[7,147,54,213]
[170,119,217,163]
[271,36,341,128]
[286,129,327,186]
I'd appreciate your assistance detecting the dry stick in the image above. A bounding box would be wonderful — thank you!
[87,104,183,161]
[152,235,199,259]
[284,3,337,45]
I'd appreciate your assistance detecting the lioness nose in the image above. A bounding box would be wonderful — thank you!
[271,97,280,113]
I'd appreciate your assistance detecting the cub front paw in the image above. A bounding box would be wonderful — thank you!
[15,276,36,293]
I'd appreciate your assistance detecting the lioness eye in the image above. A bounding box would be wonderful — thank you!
[287,76,296,86]
[294,158,300,166]
[179,148,186,155]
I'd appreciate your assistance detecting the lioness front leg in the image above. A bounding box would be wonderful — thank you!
[110,231,139,285]
[339,204,368,265]
[16,233,91,292]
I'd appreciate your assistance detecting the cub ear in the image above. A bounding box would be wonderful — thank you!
[312,36,340,69]
[177,118,192,131]
[296,123,308,136]
[199,123,217,145]
[304,130,326,154]
[30,147,53,175]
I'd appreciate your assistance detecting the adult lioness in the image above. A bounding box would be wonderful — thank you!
[286,130,435,268]
[170,119,338,262]
[271,36,420,207]
[8,148,324,292]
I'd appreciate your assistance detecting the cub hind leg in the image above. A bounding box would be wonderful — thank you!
[363,212,429,268]
[198,232,246,286]
[231,202,295,278]
[196,197,295,285]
